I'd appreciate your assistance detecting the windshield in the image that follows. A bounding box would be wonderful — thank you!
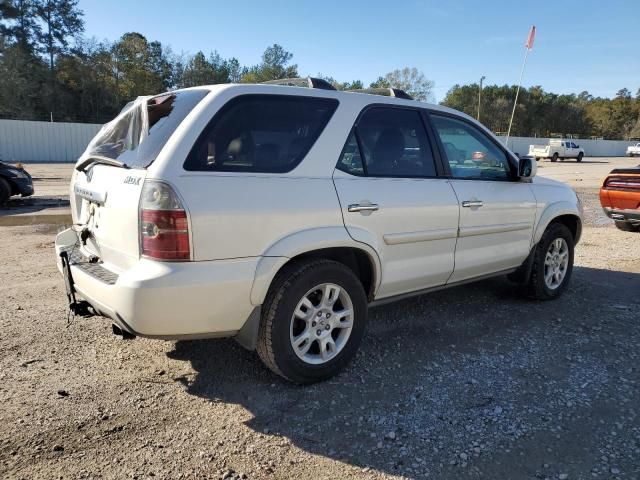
[83,89,209,169]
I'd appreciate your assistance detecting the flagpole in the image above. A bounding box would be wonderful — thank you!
[505,46,530,149]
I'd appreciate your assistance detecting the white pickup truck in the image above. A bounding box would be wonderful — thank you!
[626,143,640,157]
[529,139,585,162]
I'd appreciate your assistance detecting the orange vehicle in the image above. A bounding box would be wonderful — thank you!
[600,167,640,232]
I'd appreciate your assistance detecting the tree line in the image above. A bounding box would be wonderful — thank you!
[0,0,435,124]
[1,0,638,140]
[442,84,640,140]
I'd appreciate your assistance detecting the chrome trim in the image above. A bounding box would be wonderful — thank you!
[603,207,640,221]
[459,222,531,238]
[383,228,458,245]
[462,200,484,208]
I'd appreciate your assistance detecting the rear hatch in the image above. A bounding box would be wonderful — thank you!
[71,89,209,271]
[602,169,640,211]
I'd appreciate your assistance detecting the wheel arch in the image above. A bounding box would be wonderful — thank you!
[250,227,382,306]
[534,203,582,246]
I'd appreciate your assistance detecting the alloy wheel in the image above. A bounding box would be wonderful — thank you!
[544,237,569,289]
[289,283,354,365]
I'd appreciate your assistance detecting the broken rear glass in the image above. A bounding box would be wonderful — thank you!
[84,89,209,169]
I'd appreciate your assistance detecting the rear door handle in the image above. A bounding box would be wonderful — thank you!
[461,200,483,208]
[348,203,379,213]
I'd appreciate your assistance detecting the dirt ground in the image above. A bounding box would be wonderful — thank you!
[1,158,639,479]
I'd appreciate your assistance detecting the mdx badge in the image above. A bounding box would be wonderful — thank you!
[124,176,142,185]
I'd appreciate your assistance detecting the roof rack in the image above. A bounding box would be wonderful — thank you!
[345,87,413,100]
[262,76,336,91]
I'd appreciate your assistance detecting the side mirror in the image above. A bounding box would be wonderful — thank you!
[518,156,537,179]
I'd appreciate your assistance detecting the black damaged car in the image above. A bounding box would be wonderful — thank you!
[0,160,34,204]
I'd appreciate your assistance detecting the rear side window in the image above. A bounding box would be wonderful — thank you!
[184,95,338,173]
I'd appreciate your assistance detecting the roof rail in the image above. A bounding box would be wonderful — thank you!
[345,87,413,100]
[262,76,336,91]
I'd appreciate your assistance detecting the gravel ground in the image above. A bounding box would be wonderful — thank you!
[1,159,639,479]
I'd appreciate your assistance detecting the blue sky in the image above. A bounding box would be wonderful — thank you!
[81,0,639,101]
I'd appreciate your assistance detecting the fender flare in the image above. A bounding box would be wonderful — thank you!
[533,201,583,245]
[249,226,382,306]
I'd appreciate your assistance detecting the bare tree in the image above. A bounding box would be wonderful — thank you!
[372,67,434,102]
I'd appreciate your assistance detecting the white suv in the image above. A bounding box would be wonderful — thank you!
[55,78,583,383]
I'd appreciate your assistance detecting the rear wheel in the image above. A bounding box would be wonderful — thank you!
[577,152,584,162]
[526,223,574,300]
[0,177,11,205]
[257,259,368,383]
[614,221,640,233]
[551,153,559,162]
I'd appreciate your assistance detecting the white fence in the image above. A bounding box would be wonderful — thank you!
[0,118,634,163]
[0,119,102,163]
[500,136,632,157]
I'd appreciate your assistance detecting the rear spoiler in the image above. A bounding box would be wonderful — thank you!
[609,168,640,175]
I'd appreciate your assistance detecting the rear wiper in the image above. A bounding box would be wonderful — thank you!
[76,155,129,173]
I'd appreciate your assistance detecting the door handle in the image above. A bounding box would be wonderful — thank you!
[348,203,379,213]
[462,200,483,208]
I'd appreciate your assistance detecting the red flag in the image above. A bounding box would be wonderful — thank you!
[525,25,536,50]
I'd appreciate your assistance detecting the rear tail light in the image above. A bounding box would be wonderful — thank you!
[139,181,190,261]
[604,176,640,191]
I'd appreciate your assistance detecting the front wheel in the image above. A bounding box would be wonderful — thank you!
[577,152,583,162]
[526,223,574,300]
[551,153,559,162]
[257,259,368,383]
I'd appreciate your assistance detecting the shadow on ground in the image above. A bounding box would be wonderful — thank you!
[0,196,69,214]
[167,266,640,478]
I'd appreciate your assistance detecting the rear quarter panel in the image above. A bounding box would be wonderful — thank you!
[174,174,346,260]
[600,173,640,210]
[147,85,366,261]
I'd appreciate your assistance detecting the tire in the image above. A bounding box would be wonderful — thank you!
[257,259,368,384]
[614,221,640,233]
[526,223,574,300]
[551,153,558,162]
[577,152,583,162]
[0,177,11,205]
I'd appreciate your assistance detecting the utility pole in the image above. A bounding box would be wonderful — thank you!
[477,76,485,121]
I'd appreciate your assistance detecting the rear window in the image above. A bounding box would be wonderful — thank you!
[85,89,209,169]
[184,95,339,173]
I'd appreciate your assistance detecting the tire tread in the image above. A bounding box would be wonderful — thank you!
[527,222,573,300]
[256,258,354,382]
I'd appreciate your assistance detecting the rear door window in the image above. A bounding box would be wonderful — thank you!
[337,106,437,178]
[185,95,338,173]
